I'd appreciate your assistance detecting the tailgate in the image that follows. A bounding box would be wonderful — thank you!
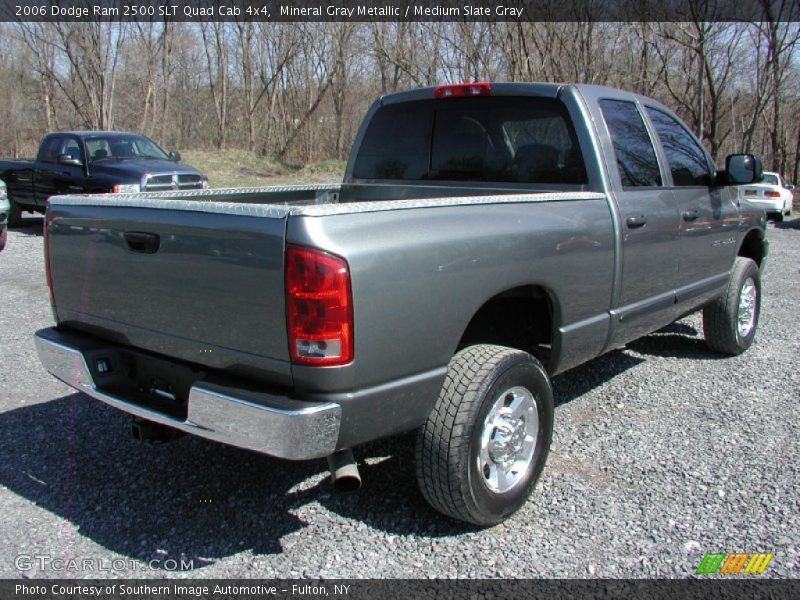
[46,198,293,385]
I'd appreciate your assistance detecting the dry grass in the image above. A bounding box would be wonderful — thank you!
[182,149,345,188]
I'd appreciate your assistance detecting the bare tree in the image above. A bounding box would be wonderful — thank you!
[199,21,229,148]
[653,21,743,157]
[16,21,126,130]
[125,20,173,136]
[757,1,800,171]
[234,21,300,152]
[329,23,356,159]
[1,21,798,170]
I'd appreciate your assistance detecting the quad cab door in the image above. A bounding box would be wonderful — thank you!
[643,106,740,310]
[594,96,682,348]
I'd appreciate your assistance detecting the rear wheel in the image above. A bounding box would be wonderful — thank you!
[703,257,761,355]
[415,344,554,526]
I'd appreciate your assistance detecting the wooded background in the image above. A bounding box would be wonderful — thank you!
[1,18,799,179]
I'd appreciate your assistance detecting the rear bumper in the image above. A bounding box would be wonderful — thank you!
[34,328,341,460]
[746,198,785,212]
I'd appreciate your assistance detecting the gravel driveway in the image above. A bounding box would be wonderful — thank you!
[0,214,798,579]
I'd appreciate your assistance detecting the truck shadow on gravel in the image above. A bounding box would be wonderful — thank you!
[551,349,643,408]
[9,215,44,236]
[0,321,725,571]
[0,393,450,572]
[625,321,727,360]
[773,217,799,230]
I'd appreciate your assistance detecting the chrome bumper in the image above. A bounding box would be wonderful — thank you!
[34,330,341,460]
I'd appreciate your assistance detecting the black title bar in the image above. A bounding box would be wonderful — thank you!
[2,0,800,22]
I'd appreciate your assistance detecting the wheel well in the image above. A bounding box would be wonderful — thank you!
[738,229,765,267]
[457,285,554,366]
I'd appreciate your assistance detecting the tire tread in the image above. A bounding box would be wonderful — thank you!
[415,344,533,524]
[703,257,760,355]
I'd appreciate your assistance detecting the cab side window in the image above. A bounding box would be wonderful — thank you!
[599,99,661,187]
[61,137,83,162]
[646,108,712,186]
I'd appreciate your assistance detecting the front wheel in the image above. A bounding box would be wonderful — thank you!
[6,197,22,228]
[703,257,761,355]
[415,345,554,526]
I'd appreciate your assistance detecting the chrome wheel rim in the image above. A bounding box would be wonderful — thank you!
[477,386,538,493]
[737,277,757,339]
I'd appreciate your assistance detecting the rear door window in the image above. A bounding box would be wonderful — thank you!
[38,137,64,164]
[599,99,661,187]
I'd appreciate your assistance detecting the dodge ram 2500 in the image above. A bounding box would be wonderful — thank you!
[0,131,207,226]
[34,83,768,525]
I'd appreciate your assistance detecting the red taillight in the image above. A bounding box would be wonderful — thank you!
[285,244,353,366]
[434,82,492,98]
[764,190,781,198]
[43,212,56,306]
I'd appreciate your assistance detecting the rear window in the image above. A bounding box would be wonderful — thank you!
[762,174,779,186]
[353,97,587,185]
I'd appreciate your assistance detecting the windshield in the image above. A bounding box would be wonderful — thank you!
[85,135,169,162]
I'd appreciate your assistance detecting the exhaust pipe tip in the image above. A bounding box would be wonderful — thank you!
[327,449,361,493]
[131,417,183,445]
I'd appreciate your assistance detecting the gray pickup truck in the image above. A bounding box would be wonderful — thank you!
[35,83,768,525]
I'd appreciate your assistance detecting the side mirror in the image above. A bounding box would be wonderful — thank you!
[168,150,181,162]
[725,154,762,185]
[786,184,795,191]
[57,154,82,167]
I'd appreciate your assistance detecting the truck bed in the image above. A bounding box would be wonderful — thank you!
[46,183,607,390]
[50,182,602,215]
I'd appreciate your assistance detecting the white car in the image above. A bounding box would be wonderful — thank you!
[0,180,8,251]
[740,171,794,221]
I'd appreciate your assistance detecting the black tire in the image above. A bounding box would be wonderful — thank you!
[6,197,22,228]
[415,344,554,526]
[703,257,761,355]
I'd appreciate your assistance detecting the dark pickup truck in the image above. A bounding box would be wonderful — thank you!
[0,131,207,226]
[35,83,768,525]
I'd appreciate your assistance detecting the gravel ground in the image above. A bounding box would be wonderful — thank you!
[0,213,798,579]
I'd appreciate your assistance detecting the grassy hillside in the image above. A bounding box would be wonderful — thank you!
[182,149,345,188]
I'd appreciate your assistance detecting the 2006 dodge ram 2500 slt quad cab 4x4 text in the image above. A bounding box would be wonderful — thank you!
[35,83,768,525]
